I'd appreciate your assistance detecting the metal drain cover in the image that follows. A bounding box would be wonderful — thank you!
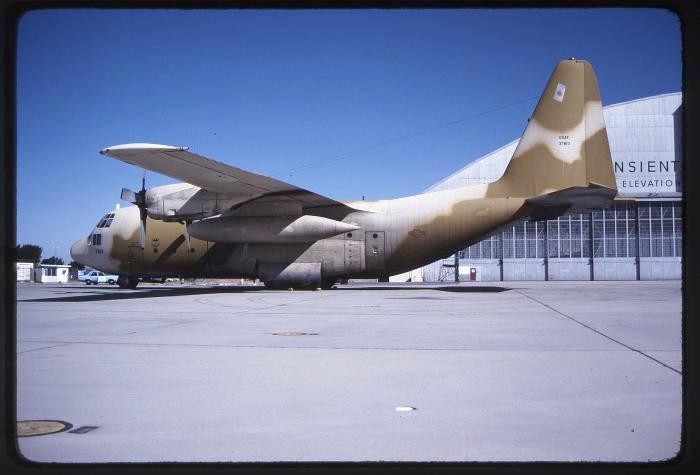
[272,331,318,336]
[17,420,72,437]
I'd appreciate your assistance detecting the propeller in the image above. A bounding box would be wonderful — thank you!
[120,169,148,249]
[182,221,192,253]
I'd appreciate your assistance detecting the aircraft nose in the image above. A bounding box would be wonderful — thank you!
[70,238,89,266]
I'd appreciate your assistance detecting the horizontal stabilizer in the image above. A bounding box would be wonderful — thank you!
[515,184,617,221]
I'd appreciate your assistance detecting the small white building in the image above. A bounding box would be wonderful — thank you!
[16,262,33,281]
[390,268,424,283]
[33,264,71,284]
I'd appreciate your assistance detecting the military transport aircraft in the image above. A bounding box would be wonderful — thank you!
[70,58,617,289]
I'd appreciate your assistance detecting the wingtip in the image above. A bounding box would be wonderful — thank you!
[100,143,189,156]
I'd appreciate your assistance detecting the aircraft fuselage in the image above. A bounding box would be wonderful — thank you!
[71,184,525,287]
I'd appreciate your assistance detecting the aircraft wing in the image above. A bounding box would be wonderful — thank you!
[100,143,349,210]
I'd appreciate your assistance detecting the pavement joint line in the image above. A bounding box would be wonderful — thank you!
[17,339,677,353]
[511,289,682,375]
[17,342,74,354]
[117,320,201,336]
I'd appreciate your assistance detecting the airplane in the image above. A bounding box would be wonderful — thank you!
[70,58,617,290]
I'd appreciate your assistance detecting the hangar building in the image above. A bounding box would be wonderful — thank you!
[421,92,682,282]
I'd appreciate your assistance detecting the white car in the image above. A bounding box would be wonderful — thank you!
[79,270,118,285]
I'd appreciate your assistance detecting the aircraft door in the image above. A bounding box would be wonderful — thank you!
[365,231,385,272]
[126,246,144,275]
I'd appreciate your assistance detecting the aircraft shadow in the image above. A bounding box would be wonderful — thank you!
[18,285,266,303]
[336,285,511,293]
[19,284,511,303]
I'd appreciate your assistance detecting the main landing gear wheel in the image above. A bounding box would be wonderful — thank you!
[321,279,337,290]
[117,276,139,289]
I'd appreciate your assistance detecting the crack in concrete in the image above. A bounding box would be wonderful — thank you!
[118,320,200,336]
[17,338,677,353]
[17,342,74,354]
[512,289,681,375]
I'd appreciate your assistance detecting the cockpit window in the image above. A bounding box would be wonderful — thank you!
[91,234,102,246]
[96,213,115,228]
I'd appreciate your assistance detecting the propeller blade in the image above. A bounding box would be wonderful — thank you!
[140,221,146,249]
[121,188,137,203]
[183,223,192,253]
[121,169,148,248]
[139,206,148,249]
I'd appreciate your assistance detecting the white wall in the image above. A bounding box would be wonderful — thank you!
[16,263,33,281]
[35,266,71,284]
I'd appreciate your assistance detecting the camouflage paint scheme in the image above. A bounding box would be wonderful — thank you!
[71,59,617,288]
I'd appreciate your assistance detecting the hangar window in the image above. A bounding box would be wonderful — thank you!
[447,200,681,282]
[466,233,501,259]
[499,220,544,259]
[590,204,637,258]
[638,202,681,258]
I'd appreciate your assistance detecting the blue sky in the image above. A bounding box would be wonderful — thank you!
[17,8,681,262]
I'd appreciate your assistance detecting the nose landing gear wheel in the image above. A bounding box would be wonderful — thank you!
[117,276,139,289]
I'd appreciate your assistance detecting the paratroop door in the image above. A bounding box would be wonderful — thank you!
[126,246,144,275]
[365,231,385,272]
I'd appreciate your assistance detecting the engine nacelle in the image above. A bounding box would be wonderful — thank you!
[187,214,360,243]
[144,183,248,222]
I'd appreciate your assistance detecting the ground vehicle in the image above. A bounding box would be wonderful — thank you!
[79,270,119,285]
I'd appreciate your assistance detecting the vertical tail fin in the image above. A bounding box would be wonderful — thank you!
[492,58,617,201]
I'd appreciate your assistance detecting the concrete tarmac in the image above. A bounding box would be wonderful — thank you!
[15,280,682,462]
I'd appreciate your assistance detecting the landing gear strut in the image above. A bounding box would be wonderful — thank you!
[117,275,139,289]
